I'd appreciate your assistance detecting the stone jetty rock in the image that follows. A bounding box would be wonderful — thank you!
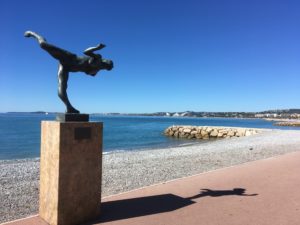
[274,121,300,127]
[164,125,262,140]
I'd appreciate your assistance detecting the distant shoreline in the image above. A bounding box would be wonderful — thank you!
[2,109,300,120]
[0,112,290,121]
[1,112,296,120]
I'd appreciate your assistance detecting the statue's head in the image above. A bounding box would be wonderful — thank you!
[101,58,113,71]
[87,55,113,76]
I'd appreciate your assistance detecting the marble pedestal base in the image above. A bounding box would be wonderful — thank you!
[39,121,103,225]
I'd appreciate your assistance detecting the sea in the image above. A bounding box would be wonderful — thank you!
[0,113,299,160]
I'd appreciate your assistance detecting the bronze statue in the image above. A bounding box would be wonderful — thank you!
[24,31,113,114]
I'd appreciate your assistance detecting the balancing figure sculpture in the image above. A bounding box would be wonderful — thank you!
[25,31,113,114]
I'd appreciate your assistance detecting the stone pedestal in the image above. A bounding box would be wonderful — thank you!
[39,121,103,225]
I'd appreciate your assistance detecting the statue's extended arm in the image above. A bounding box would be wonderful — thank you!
[84,44,106,57]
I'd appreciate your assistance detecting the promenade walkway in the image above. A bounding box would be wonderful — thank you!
[4,151,300,225]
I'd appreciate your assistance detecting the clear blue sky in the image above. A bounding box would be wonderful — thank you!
[0,0,300,113]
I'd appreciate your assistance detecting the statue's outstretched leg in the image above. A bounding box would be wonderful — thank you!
[58,64,80,114]
[24,31,77,65]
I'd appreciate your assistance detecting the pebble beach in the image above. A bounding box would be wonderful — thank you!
[1,129,300,223]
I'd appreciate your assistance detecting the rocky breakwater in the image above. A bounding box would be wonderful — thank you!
[164,126,261,140]
[274,121,300,127]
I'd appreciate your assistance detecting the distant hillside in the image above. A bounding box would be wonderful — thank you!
[125,109,300,119]
[261,109,300,114]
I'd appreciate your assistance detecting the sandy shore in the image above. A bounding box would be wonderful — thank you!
[1,129,300,223]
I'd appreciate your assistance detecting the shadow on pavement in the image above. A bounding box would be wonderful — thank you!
[85,188,257,224]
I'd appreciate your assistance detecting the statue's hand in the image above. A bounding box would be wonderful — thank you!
[97,43,106,49]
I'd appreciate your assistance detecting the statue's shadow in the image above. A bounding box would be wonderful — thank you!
[85,188,257,224]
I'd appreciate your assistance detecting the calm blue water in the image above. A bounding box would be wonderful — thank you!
[0,113,299,160]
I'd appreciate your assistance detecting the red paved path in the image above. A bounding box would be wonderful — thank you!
[3,151,300,225]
